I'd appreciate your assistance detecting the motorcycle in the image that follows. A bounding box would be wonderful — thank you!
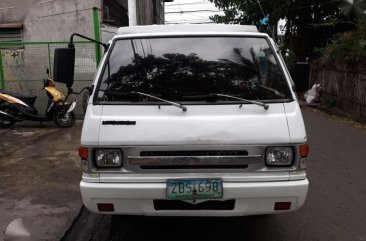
[0,72,79,128]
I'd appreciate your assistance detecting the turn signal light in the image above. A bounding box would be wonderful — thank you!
[97,203,114,212]
[299,144,309,158]
[274,202,291,210]
[79,146,88,160]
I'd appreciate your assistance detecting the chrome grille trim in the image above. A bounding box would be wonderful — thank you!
[140,150,248,156]
[127,155,262,166]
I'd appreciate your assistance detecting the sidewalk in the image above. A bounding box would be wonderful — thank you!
[0,121,83,241]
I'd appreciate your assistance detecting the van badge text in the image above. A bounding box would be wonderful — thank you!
[102,120,136,125]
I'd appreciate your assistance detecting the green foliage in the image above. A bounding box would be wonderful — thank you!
[319,21,366,62]
[209,0,365,60]
[209,0,341,35]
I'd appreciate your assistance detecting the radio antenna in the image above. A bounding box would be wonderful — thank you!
[256,0,275,39]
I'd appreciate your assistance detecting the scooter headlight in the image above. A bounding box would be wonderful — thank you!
[94,149,123,168]
[265,147,294,166]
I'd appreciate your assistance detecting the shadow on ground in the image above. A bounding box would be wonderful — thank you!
[108,215,282,241]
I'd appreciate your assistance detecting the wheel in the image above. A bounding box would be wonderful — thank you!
[0,105,16,128]
[53,107,76,128]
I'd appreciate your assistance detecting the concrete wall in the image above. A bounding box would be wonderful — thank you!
[0,0,101,41]
[23,0,101,42]
[1,0,166,42]
[1,0,101,115]
[0,0,37,24]
[1,0,166,116]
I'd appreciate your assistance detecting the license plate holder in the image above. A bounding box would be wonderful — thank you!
[166,178,223,200]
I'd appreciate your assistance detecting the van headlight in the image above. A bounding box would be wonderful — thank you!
[94,149,123,168]
[265,147,294,166]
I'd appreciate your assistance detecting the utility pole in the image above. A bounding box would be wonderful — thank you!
[128,0,137,26]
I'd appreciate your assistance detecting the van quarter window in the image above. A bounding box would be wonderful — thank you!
[96,37,292,103]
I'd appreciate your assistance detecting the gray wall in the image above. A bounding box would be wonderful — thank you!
[0,0,37,24]
[23,0,101,42]
[1,0,100,115]
[0,0,101,41]
[1,0,166,116]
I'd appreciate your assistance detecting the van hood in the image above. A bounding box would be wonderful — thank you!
[81,103,296,146]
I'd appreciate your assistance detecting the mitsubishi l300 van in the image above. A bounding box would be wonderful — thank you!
[79,24,309,216]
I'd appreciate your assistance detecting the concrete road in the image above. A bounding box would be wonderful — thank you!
[0,122,83,241]
[63,109,366,241]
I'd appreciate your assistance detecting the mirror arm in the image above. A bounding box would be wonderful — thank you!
[63,87,73,104]
[71,86,92,95]
[69,33,109,51]
[63,85,94,104]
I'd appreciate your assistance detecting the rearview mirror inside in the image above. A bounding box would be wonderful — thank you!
[53,47,75,88]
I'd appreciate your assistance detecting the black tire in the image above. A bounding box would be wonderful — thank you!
[0,105,16,128]
[53,107,76,128]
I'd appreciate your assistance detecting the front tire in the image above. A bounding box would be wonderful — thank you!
[0,105,16,128]
[53,107,75,128]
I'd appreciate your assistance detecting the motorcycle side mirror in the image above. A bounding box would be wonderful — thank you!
[53,47,75,88]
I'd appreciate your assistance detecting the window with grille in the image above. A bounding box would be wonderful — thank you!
[0,23,23,49]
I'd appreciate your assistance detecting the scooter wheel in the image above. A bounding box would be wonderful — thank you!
[53,109,76,128]
[0,105,16,128]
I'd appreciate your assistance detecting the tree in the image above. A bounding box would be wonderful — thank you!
[209,0,363,61]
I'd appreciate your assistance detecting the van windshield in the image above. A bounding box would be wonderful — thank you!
[96,36,292,103]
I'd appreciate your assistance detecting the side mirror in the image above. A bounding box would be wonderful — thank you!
[53,47,75,88]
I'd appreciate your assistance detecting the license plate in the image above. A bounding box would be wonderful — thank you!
[167,178,223,200]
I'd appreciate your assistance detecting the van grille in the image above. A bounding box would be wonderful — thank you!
[128,150,260,170]
[140,150,248,156]
[140,165,248,170]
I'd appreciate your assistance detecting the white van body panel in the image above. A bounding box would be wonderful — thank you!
[81,105,102,146]
[98,104,290,146]
[117,24,259,35]
[80,179,308,216]
[80,24,309,216]
[284,101,307,143]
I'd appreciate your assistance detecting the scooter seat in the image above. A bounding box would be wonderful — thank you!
[0,89,37,106]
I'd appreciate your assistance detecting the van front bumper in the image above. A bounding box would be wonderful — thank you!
[80,179,308,216]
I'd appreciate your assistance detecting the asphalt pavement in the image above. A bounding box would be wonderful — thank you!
[63,108,366,241]
[0,121,83,241]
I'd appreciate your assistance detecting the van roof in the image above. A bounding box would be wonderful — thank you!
[117,24,258,35]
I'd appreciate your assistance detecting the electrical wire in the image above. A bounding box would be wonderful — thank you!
[166,2,213,7]
[165,9,222,14]
[165,0,223,24]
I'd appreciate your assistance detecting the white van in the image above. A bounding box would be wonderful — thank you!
[78,24,309,216]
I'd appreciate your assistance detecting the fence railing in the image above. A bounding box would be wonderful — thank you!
[310,61,366,118]
[0,41,98,116]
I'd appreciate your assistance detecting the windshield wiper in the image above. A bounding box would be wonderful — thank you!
[213,93,269,110]
[130,91,187,112]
